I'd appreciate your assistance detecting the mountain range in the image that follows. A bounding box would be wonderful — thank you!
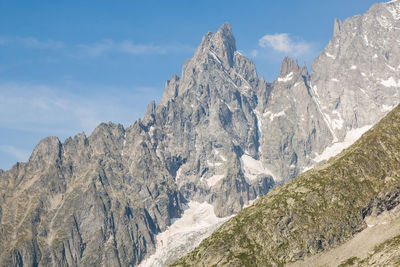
[1,0,400,266]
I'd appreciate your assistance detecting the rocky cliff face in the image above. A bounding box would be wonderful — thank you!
[310,0,400,141]
[0,125,183,266]
[1,1,400,266]
[171,102,400,266]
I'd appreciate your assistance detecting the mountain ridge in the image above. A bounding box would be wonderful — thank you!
[1,1,400,265]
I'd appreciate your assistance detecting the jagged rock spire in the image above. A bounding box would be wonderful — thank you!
[194,22,236,69]
[279,56,300,76]
[333,18,342,37]
[213,22,236,67]
[160,74,180,106]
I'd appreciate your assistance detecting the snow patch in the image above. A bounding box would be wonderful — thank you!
[138,202,231,267]
[214,150,227,162]
[313,125,372,163]
[331,110,344,130]
[325,52,336,59]
[207,174,225,187]
[302,165,314,173]
[385,63,396,71]
[381,104,394,113]
[209,50,222,64]
[359,88,370,98]
[219,155,227,162]
[240,154,275,182]
[277,72,293,82]
[363,35,369,46]
[264,110,286,121]
[386,1,400,20]
[380,77,400,87]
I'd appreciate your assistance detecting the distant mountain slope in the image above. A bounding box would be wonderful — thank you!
[172,104,400,266]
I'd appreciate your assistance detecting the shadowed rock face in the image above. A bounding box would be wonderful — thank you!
[1,1,400,265]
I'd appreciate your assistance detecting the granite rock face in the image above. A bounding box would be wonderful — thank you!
[1,1,400,265]
[310,0,400,141]
[0,124,183,266]
[172,100,400,267]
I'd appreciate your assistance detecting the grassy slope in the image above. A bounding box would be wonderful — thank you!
[171,105,400,266]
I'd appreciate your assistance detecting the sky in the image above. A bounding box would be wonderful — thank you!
[0,0,384,170]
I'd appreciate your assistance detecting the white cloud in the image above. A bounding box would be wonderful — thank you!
[0,145,30,162]
[76,39,194,57]
[250,33,316,58]
[255,33,313,57]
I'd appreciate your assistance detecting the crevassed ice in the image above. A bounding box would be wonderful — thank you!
[138,202,231,267]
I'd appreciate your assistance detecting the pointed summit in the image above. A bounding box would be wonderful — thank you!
[143,100,156,126]
[216,22,235,47]
[194,22,236,69]
[279,56,300,76]
[212,22,236,67]
[333,18,342,37]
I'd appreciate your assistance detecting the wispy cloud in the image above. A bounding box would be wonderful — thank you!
[0,35,194,57]
[0,82,160,138]
[0,36,65,50]
[76,39,194,57]
[0,145,30,162]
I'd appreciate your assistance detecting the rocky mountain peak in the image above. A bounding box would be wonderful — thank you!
[160,74,180,106]
[194,22,236,68]
[333,18,342,37]
[143,100,156,126]
[28,136,61,170]
[279,56,300,77]
[167,22,241,102]
[212,22,236,67]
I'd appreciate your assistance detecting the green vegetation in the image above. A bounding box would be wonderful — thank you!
[338,256,360,266]
[171,105,400,266]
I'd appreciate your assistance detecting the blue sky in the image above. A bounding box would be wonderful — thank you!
[0,0,383,170]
